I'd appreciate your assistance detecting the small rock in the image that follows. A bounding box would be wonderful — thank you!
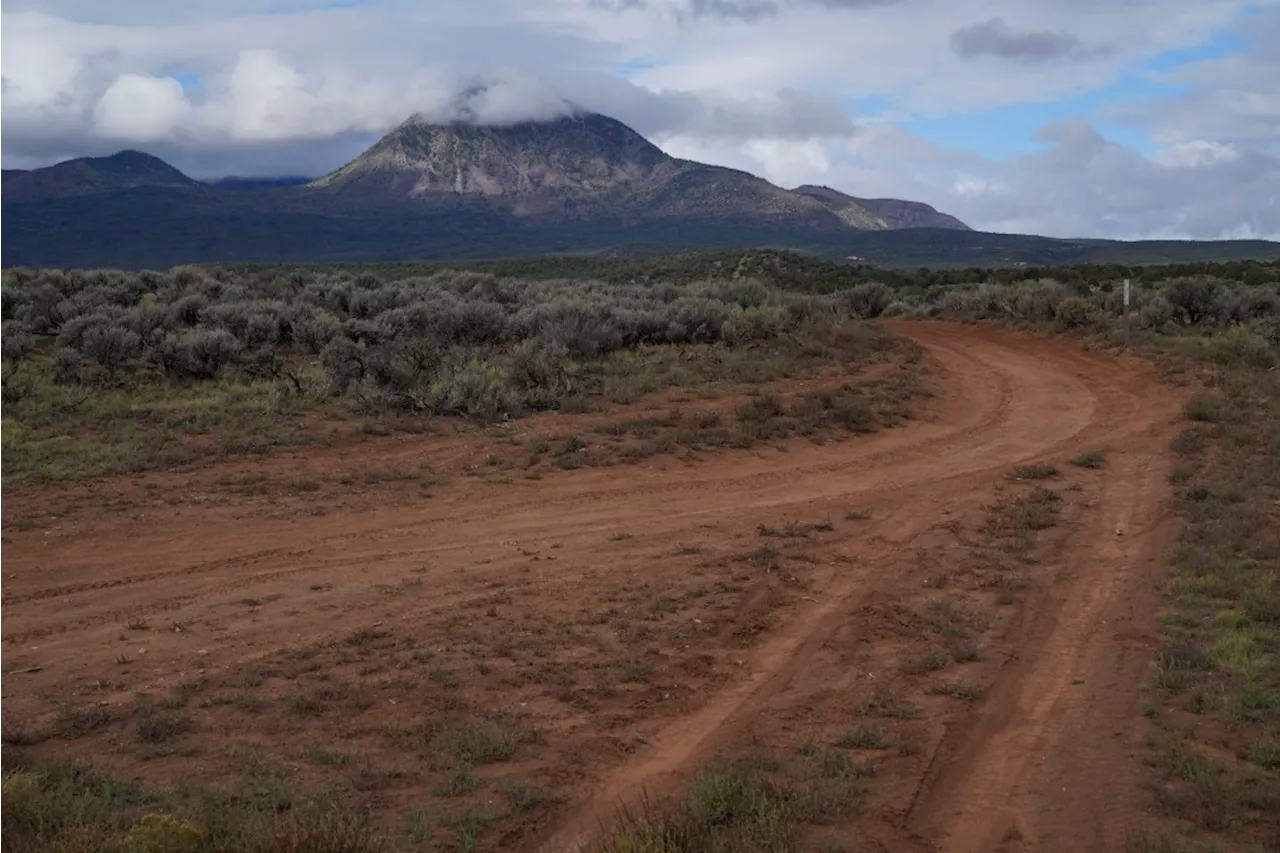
[197,649,209,656]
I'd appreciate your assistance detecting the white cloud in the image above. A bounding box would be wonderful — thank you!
[951,176,1008,197]
[1115,8,1280,154]
[2,0,1279,241]
[1151,140,1241,168]
[462,75,575,125]
[842,122,1279,240]
[0,21,100,146]
[93,73,192,142]
[656,121,1280,240]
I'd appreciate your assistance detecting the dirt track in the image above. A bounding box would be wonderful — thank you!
[1,320,1187,852]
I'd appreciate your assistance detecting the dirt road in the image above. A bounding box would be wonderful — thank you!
[1,320,1186,852]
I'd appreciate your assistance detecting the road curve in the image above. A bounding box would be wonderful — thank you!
[1,320,1186,853]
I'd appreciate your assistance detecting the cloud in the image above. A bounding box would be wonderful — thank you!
[0,6,859,161]
[553,75,856,139]
[459,77,575,124]
[772,121,1279,240]
[1151,140,1242,169]
[2,0,1278,241]
[949,17,1107,63]
[93,73,191,142]
[602,0,1234,114]
[1114,6,1280,153]
[647,113,1278,240]
[588,0,901,24]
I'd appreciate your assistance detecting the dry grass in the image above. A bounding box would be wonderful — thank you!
[588,752,870,853]
[982,485,1062,538]
[0,758,388,853]
[1005,463,1060,481]
[1137,361,1280,847]
[1069,450,1108,469]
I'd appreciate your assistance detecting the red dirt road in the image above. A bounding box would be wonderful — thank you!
[1,320,1187,852]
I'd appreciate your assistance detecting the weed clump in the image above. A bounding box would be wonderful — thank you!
[1006,463,1059,481]
[1070,450,1107,469]
[1184,394,1229,423]
[135,710,193,744]
[591,754,868,853]
[0,758,388,853]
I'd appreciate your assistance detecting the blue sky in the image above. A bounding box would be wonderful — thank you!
[898,84,1163,160]
[814,31,1241,161]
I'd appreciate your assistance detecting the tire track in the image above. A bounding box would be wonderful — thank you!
[532,321,1165,853]
[2,321,1183,853]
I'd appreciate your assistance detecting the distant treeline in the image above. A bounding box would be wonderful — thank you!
[208,249,1280,294]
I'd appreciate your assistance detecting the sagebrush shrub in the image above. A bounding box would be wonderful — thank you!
[1054,297,1099,330]
[1,323,33,363]
[0,285,19,321]
[1165,277,1224,326]
[81,324,142,375]
[167,294,207,328]
[160,329,241,381]
[842,281,892,319]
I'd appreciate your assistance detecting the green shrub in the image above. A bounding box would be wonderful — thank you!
[1054,297,1100,329]
[1184,394,1228,423]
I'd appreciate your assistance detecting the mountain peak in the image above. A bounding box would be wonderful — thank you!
[310,111,671,199]
[2,149,200,203]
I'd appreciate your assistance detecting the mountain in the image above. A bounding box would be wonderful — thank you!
[3,111,1276,269]
[852,197,971,231]
[311,112,672,200]
[794,185,970,230]
[1,150,202,203]
[308,112,884,229]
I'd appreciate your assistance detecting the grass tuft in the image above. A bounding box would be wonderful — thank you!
[833,725,892,750]
[442,718,532,766]
[1069,450,1107,469]
[1183,394,1229,423]
[0,757,388,852]
[1006,463,1059,480]
[56,705,115,738]
[590,754,867,853]
[135,709,193,744]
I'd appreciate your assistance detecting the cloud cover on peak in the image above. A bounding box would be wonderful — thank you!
[2,0,1278,240]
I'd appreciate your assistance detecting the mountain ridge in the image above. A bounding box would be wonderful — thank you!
[2,112,937,234]
[3,111,1277,270]
[1,150,202,203]
[305,112,893,230]
[793,184,970,231]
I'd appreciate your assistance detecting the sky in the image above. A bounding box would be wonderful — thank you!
[2,0,1278,240]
